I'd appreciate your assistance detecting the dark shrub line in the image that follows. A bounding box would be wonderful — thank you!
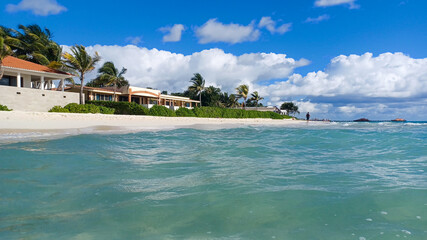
[0,104,12,111]
[50,101,289,119]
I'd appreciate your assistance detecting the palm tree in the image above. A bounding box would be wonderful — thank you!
[236,84,249,109]
[7,24,62,66]
[95,61,129,100]
[63,45,101,104]
[227,94,240,108]
[250,91,264,110]
[0,36,12,79]
[189,73,205,106]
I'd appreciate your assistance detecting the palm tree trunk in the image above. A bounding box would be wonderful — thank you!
[79,75,84,105]
[0,64,4,80]
[199,93,202,107]
[113,83,117,102]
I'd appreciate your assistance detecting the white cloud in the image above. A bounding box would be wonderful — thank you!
[125,36,142,45]
[6,0,66,16]
[195,19,260,44]
[258,17,292,34]
[305,14,330,23]
[314,0,358,8]
[261,52,427,120]
[264,52,427,99]
[159,24,185,42]
[71,45,309,93]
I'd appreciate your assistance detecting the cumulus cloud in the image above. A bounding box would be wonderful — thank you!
[315,0,358,8]
[258,17,292,34]
[305,14,330,23]
[261,52,427,120]
[159,24,185,42]
[195,19,260,44]
[72,45,309,93]
[6,0,66,16]
[264,52,427,99]
[125,36,142,45]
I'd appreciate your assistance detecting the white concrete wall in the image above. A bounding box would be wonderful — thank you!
[0,86,80,112]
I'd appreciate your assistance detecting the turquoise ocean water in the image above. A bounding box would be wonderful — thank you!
[1,122,426,239]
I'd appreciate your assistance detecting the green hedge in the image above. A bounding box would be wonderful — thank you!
[49,103,115,114]
[149,105,176,117]
[87,100,148,115]
[50,101,288,119]
[0,104,12,111]
[176,107,196,117]
[193,107,286,119]
[49,106,69,113]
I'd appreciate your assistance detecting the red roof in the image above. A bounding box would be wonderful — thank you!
[2,56,70,76]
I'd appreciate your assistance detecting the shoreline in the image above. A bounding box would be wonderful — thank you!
[0,111,325,143]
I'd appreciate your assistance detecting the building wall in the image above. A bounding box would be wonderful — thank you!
[0,85,80,112]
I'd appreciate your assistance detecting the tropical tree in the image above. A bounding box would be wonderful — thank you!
[63,45,101,104]
[94,61,129,100]
[223,93,240,108]
[201,86,223,107]
[249,91,264,109]
[5,24,63,67]
[236,84,249,109]
[280,102,300,116]
[0,36,12,79]
[189,73,205,105]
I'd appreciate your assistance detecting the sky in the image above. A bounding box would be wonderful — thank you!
[1,0,427,120]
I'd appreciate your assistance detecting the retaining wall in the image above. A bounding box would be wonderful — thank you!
[0,85,80,112]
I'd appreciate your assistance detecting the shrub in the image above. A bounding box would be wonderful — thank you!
[149,105,176,117]
[60,103,114,114]
[49,106,70,113]
[193,107,223,118]
[87,101,148,115]
[0,104,12,111]
[64,103,83,113]
[193,106,285,119]
[99,106,115,114]
[176,107,196,117]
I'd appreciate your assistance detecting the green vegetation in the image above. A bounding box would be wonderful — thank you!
[86,61,129,100]
[62,45,101,104]
[149,105,176,117]
[176,107,196,117]
[0,104,12,111]
[87,100,148,115]
[0,29,12,79]
[53,102,289,119]
[49,103,115,114]
[0,24,63,67]
[193,107,287,119]
[280,102,300,116]
[189,73,205,104]
[48,106,69,113]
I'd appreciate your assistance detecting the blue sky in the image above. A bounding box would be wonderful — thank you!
[1,0,427,120]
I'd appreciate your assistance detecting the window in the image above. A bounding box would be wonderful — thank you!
[96,94,113,101]
[0,76,10,86]
[185,103,191,107]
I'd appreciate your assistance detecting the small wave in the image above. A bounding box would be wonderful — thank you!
[404,122,427,126]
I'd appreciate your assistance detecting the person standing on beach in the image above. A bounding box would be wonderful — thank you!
[306,112,310,121]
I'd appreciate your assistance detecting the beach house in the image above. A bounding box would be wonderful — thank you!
[0,56,80,111]
[65,85,200,110]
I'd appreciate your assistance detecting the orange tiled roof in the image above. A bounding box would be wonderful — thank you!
[2,56,70,76]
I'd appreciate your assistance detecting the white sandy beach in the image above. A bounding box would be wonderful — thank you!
[0,111,325,142]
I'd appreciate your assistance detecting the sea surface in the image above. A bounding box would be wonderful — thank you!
[1,122,426,239]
